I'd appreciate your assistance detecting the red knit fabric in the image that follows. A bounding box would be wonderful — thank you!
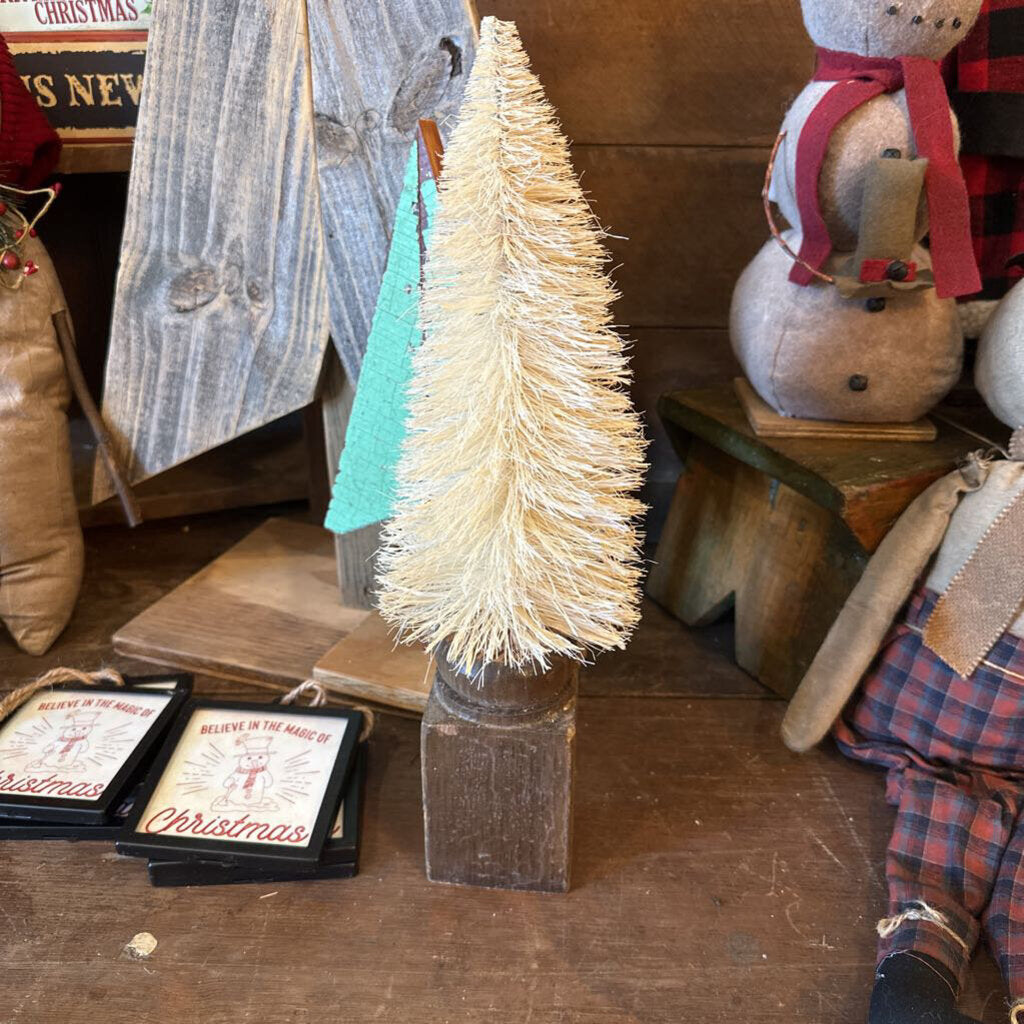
[0,33,60,187]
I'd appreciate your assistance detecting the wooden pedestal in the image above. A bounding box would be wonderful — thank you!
[422,648,578,893]
[648,385,1003,697]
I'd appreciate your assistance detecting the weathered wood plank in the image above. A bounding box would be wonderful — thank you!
[112,518,368,689]
[575,145,770,329]
[94,0,330,500]
[0,696,1007,1022]
[476,0,812,146]
[73,415,309,527]
[319,345,381,607]
[659,385,1006,552]
[308,0,477,379]
[314,610,431,712]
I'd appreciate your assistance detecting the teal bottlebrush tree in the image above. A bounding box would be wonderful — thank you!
[377,16,647,674]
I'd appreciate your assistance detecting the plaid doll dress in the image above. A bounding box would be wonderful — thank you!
[835,585,1024,994]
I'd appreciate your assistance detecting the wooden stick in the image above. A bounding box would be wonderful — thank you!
[416,119,446,272]
[52,309,143,527]
[417,119,444,182]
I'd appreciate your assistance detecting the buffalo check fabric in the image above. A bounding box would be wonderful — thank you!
[960,155,1024,300]
[835,586,1024,995]
[957,0,1024,93]
[950,0,1024,298]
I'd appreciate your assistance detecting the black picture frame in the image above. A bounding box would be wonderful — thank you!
[0,684,188,825]
[117,699,362,870]
[145,745,366,887]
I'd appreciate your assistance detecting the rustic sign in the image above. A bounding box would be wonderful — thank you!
[3,1,150,151]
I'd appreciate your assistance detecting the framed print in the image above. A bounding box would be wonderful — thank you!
[118,700,362,870]
[146,746,366,887]
[0,683,186,825]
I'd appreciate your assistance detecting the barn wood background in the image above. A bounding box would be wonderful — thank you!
[53,0,814,539]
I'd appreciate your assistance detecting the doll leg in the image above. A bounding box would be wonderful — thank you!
[981,809,1024,1019]
[869,772,1012,1024]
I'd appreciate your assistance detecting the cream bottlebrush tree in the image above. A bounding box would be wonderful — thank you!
[377,16,647,674]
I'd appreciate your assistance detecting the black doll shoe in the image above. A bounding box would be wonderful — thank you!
[868,952,980,1024]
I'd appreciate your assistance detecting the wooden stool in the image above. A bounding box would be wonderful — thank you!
[647,385,999,698]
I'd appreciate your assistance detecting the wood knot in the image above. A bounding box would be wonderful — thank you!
[388,38,463,134]
[168,267,219,312]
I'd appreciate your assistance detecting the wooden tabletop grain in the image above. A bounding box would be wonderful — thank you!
[0,508,1008,1023]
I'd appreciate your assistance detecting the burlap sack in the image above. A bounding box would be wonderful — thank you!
[0,228,83,654]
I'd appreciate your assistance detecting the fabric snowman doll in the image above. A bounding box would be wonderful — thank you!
[731,0,984,424]
[220,736,276,810]
[30,710,99,770]
[782,263,1024,1023]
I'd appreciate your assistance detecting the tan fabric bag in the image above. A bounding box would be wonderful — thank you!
[0,229,83,654]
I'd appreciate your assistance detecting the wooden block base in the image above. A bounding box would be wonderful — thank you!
[422,657,578,893]
[734,378,937,442]
[113,518,368,689]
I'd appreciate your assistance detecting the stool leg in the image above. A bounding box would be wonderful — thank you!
[648,440,866,697]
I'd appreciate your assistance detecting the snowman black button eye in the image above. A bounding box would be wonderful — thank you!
[886,3,899,12]
[912,14,924,22]
[953,16,963,27]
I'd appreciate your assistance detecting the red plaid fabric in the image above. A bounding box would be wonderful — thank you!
[949,0,1024,299]
[961,154,1024,299]
[835,586,1024,995]
[957,0,1024,93]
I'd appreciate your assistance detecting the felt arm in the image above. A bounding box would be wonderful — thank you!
[781,466,980,753]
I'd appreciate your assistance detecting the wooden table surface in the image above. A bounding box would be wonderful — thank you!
[0,508,1008,1023]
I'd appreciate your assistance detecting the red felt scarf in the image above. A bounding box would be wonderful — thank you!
[792,47,981,299]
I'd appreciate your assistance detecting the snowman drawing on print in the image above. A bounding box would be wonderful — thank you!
[730,0,983,423]
[214,736,278,811]
[28,710,101,771]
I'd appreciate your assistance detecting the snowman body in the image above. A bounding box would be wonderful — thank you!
[222,752,275,809]
[31,712,98,770]
[36,725,90,769]
[730,0,981,422]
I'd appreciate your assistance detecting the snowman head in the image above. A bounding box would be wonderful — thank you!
[976,262,1024,431]
[236,735,272,770]
[800,0,982,59]
[64,711,99,733]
